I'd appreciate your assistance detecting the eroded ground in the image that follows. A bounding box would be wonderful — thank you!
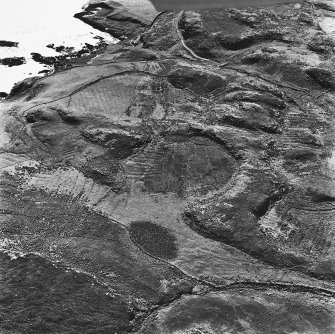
[1,0,335,333]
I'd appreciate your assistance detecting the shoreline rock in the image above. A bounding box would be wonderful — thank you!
[0,91,8,99]
[74,1,156,40]
[30,39,109,71]
[0,40,18,47]
[0,57,26,67]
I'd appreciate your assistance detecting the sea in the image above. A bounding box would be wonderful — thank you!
[0,0,117,94]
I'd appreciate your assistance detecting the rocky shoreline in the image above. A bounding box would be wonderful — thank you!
[74,1,155,40]
[0,1,116,94]
[0,40,18,47]
[1,0,335,333]
[0,57,26,67]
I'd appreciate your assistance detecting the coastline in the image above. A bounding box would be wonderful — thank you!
[0,0,118,94]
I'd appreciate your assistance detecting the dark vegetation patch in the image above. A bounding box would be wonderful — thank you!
[251,58,319,89]
[143,136,236,196]
[179,10,286,60]
[306,186,335,203]
[167,67,227,95]
[313,259,335,280]
[179,11,204,40]
[284,148,319,162]
[181,33,220,59]
[307,34,335,54]
[25,109,51,123]
[113,47,159,62]
[228,8,279,27]
[305,67,335,90]
[141,12,181,51]
[129,221,178,260]
[0,252,131,334]
[0,182,194,314]
[81,154,125,190]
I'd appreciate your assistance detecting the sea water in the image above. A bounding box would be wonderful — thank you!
[0,0,117,93]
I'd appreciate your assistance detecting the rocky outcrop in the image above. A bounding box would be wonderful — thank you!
[31,52,60,66]
[2,0,335,333]
[74,1,157,40]
[0,40,18,47]
[8,76,43,99]
[0,57,25,67]
[29,40,109,70]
